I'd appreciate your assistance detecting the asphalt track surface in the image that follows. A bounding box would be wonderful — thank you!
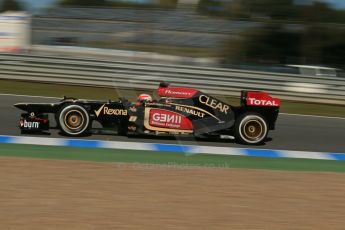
[1,94,344,153]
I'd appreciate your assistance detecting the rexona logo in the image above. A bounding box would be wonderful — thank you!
[199,95,230,114]
[20,120,39,129]
[149,109,193,130]
[95,104,128,117]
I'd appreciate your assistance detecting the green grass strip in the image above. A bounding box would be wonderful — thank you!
[0,143,344,173]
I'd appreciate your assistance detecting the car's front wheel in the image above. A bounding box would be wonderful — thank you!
[58,104,90,136]
[234,112,268,145]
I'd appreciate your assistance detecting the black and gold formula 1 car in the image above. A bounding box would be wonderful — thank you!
[14,82,280,145]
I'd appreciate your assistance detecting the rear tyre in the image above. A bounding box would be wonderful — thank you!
[234,112,268,145]
[58,104,90,136]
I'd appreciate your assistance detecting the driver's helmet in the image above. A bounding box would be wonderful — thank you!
[137,94,152,103]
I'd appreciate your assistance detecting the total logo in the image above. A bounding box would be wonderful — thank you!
[95,104,128,117]
[247,98,279,106]
[20,120,39,129]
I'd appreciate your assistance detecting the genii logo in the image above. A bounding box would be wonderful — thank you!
[149,109,193,130]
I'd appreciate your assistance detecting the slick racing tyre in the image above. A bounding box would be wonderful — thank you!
[234,112,268,145]
[58,104,90,136]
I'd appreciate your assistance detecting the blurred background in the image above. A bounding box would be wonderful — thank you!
[2,0,345,69]
[1,0,345,107]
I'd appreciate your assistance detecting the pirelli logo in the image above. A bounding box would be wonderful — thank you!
[95,104,128,117]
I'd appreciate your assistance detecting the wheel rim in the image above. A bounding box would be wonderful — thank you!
[242,119,263,141]
[59,105,90,136]
[64,110,84,130]
[239,115,267,144]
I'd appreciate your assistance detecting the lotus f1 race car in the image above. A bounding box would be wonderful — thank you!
[14,83,280,145]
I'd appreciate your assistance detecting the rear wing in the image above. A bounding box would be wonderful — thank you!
[241,91,280,107]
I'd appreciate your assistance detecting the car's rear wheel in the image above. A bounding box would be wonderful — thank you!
[234,112,268,145]
[58,104,90,136]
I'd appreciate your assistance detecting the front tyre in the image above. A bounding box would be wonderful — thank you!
[58,104,90,136]
[234,112,268,145]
